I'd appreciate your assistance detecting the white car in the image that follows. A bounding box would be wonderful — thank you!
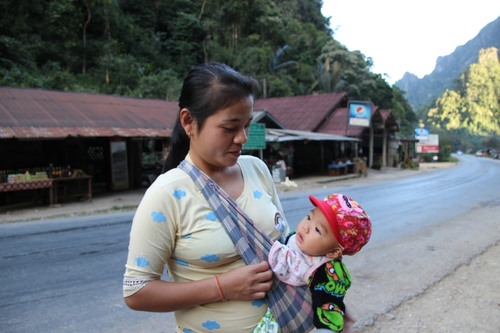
[475,150,483,157]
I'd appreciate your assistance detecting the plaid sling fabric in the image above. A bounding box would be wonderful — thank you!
[179,160,313,333]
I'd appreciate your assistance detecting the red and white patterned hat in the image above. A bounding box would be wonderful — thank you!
[309,193,371,255]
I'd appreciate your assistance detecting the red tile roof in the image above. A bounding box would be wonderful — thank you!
[254,92,347,132]
[0,87,179,139]
[317,108,361,136]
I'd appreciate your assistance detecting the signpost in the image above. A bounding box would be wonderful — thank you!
[244,123,266,150]
[347,101,372,128]
[416,134,439,153]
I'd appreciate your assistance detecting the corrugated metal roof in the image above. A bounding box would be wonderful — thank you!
[254,93,347,132]
[316,106,399,136]
[0,87,398,141]
[266,128,360,142]
[0,87,179,139]
[316,107,373,137]
[379,109,399,131]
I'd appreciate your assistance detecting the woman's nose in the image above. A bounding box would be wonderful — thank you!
[234,127,249,144]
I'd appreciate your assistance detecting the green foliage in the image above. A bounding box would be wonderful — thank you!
[0,0,416,135]
[426,48,500,149]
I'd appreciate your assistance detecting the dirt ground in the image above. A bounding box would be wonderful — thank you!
[2,162,499,332]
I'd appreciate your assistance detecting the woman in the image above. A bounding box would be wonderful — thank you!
[123,63,290,332]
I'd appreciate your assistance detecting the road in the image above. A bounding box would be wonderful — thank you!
[1,154,499,332]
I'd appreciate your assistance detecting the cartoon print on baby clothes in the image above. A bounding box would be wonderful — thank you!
[313,261,351,297]
[317,302,344,331]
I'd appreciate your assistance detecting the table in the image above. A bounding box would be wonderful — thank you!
[0,179,53,192]
[0,179,54,206]
[50,176,92,206]
[327,161,357,176]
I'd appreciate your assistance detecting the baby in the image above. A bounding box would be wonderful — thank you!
[269,193,372,332]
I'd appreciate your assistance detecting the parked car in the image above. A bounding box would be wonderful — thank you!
[490,149,500,159]
[475,149,483,157]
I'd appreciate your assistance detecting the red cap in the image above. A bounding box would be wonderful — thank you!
[309,193,371,255]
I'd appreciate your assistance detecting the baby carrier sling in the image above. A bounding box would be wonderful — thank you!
[178,160,314,333]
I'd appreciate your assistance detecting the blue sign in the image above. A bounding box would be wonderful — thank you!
[415,128,429,140]
[348,101,371,127]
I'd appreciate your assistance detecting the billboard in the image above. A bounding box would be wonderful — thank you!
[415,127,429,141]
[416,134,439,153]
[348,101,371,127]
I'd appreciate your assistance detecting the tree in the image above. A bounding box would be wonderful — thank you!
[427,48,500,138]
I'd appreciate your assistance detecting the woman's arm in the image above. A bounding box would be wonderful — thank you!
[124,261,273,312]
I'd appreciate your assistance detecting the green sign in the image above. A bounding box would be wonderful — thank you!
[244,123,266,150]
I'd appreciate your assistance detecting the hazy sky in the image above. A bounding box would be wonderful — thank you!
[321,1,500,84]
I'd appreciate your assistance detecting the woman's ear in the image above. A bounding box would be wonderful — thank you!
[179,108,194,137]
[325,247,343,260]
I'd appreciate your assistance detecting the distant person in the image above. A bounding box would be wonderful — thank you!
[268,193,372,332]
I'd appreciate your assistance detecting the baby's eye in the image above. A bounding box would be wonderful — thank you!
[306,215,311,220]
[315,227,322,235]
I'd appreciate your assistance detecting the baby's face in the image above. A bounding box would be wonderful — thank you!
[295,207,341,257]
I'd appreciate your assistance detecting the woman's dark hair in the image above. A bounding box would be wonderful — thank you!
[162,63,259,172]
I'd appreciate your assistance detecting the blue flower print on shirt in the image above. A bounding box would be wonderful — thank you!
[201,254,220,263]
[135,257,150,267]
[206,212,217,221]
[175,259,189,266]
[253,190,262,199]
[182,329,194,333]
[202,320,221,330]
[173,189,186,199]
[181,233,192,239]
[151,211,166,223]
[251,299,266,307]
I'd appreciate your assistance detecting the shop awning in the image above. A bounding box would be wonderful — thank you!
[266,128,360,142]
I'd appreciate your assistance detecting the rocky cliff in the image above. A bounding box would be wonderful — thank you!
[395,16,500,111]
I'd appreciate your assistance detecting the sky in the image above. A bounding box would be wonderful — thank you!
[321,1,500,84]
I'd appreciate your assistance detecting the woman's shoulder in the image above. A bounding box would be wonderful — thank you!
[147,167,194,194]
[238,154,268,170]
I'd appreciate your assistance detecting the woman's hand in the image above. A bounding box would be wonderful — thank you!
[218,261,273,301]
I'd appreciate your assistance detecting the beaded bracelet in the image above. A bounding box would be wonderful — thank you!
[214,275,227,302]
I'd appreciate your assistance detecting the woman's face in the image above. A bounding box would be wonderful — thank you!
[187,96,254,173]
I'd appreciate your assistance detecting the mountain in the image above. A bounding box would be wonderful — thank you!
[395,16,500,111]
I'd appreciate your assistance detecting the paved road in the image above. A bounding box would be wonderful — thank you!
[1,155,498,332]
